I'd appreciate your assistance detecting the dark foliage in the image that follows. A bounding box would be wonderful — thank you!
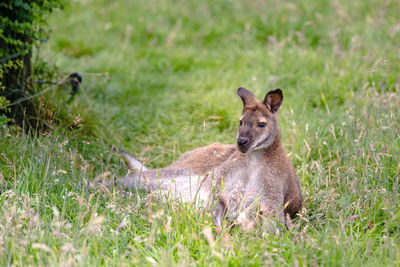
[0,0,63,127]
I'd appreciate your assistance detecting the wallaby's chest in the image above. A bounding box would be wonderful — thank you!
[221,162,267,204]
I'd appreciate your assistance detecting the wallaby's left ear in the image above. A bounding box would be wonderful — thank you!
[262,89,283,113]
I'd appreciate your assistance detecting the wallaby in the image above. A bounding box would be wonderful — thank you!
[114,87,302,230]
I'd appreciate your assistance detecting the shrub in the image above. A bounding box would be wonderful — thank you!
[0,0,63,127]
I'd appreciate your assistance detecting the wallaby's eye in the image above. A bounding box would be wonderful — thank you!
[257,122,266,128]
[239,120,243,126]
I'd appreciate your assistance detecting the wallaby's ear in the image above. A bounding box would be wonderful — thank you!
[262,88,283,113]
[237,87,259,107]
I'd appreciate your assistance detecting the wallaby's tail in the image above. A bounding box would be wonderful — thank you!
[120,149,148,171]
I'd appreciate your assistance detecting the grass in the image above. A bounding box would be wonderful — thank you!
[1,0,400,265]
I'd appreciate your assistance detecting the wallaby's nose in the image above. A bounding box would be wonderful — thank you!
[237,137,249,146]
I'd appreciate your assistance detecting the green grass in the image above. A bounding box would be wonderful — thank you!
[1,0,400,265]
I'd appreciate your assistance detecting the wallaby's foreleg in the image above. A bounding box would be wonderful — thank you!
[213,198,227,227]
[259,196,285,234]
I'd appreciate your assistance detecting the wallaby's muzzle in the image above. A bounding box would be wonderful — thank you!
[237,137,250,153]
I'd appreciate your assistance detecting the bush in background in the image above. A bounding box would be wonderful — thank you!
[0,0,63,127]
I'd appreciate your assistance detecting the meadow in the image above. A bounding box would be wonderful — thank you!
[1,0,399,265]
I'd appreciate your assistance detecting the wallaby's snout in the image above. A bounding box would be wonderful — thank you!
[237,137,249,152]
[237,137,248,146]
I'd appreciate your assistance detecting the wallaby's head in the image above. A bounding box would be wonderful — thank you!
[236,87,283,153]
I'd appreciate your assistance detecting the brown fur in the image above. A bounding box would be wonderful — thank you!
[169,143,236,174]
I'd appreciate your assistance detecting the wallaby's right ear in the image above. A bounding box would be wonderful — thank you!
[237,87,259,107]
[262,89,283,113]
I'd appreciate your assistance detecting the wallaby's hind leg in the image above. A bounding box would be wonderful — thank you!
[114,171,165,191]
[120,150,148,171]
[115,168,210,203]
[115,149,210,203]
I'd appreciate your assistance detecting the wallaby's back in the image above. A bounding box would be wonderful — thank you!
[169,143,236,174]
